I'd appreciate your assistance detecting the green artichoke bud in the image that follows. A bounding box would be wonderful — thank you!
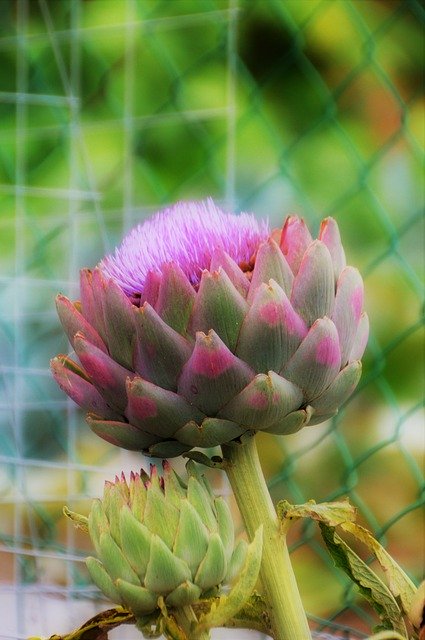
[82,461,258,620]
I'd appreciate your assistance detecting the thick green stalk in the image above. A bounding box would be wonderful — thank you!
[172,606,210,640]
[222,435,311,640]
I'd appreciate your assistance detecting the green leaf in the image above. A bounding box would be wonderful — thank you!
[219,591,272,634]
[320,523,407,636]
[340,521,418,617]
[278,498,417,634]
[182,451,224,469]
[198,525,263,630]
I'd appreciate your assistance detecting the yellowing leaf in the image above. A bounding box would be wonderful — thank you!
[341,521,417,615]
[320,524,407,636]
[63,506,89,532]
[278,498,357,527]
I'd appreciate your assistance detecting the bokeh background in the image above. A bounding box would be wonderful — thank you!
[0,0,423,638]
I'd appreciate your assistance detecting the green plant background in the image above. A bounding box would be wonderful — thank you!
[0,0,423,637]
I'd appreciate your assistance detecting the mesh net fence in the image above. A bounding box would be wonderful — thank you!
[0,0,423,638]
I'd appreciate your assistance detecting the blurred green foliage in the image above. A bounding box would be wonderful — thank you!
[0,0,423,635]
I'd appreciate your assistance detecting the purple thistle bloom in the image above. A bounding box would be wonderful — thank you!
[52,199,368,457]
[100,198,270,295]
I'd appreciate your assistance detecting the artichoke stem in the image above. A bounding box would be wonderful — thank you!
[173,605,211,640]
[222,434,311,640]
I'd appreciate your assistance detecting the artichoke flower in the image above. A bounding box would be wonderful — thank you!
[51,199,368,457]
[79,461,257,618]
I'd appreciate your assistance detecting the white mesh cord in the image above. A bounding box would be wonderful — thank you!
[0,1,423,638]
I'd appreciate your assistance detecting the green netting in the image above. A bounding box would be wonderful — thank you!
[0,0,423,637]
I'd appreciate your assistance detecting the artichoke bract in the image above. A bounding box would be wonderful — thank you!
[83,461,252,617]
[51,199,368,457]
